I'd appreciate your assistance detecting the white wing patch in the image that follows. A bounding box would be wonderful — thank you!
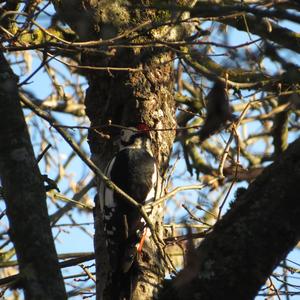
[144,164,158,207]
[141,164,164,239]
[99,156,116,211]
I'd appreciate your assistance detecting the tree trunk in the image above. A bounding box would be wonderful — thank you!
[51,1,195,298]
[0,53,66,299]
[88,49,176,299]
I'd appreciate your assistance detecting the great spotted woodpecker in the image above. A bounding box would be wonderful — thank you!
[99,123,161,299]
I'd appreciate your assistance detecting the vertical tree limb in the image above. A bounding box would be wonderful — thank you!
[0,52,66,300]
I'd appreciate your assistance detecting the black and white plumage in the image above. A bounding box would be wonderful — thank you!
[99,124,161,299]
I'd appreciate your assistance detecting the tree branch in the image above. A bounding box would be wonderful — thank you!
[159,136,300,300]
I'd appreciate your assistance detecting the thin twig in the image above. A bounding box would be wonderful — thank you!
[218,101,252,177]
[47,52,142,72]
[0,253,95,287]
[36,143,52,163]
[182,204,212,227]
[51,192,93,210]
[217,126,241,220]
[80,264,96,283]
[147,177,220,208]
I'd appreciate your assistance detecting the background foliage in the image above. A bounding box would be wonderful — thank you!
[1,1,300,299]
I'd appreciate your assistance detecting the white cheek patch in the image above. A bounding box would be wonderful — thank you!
[120,127,136,145]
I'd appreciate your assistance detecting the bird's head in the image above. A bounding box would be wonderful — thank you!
[119,123,152,149]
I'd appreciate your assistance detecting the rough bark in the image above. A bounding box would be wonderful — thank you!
[0,53,67,300]
[87,47,176,300]
[159,136,300,300]
[88,48,176,300]
[51,1,197,298]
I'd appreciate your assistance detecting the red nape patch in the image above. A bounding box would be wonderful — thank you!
[137,123,150,132]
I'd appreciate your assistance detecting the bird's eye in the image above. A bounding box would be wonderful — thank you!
[120,131,125,136]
